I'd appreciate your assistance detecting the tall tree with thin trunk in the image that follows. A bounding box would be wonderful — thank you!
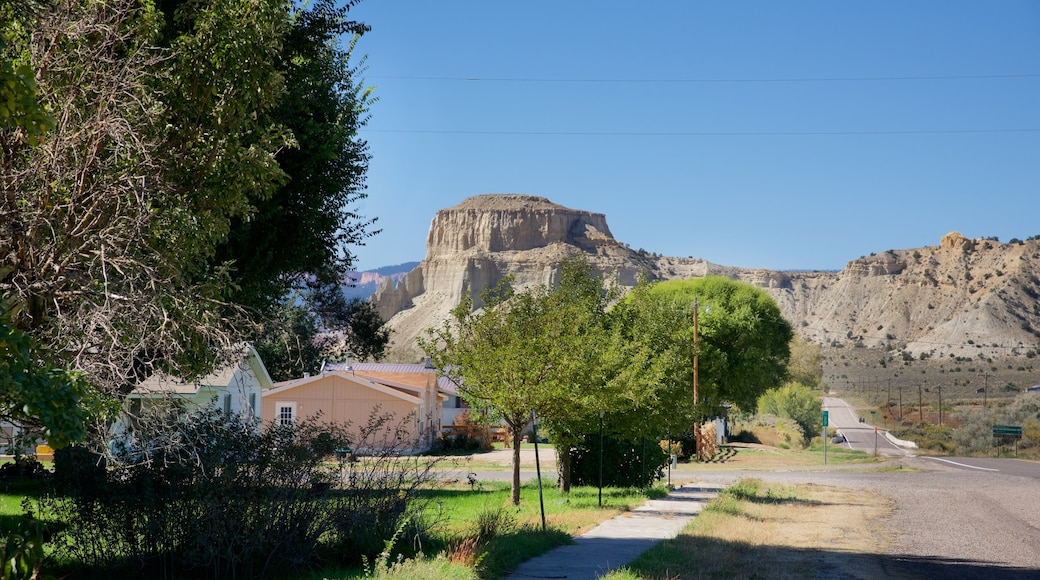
[421,256,614,505]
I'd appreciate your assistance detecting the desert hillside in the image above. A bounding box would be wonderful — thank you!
[371,195,1040,384]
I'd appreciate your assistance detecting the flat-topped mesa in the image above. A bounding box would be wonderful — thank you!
[373,194,655,359]
[426,194,616,256]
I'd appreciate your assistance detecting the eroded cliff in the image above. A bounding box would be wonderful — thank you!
[373,194,1040,362]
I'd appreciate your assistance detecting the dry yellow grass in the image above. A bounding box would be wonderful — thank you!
[606,479,896,579]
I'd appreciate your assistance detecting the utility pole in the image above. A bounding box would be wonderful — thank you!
[918,383,923,423]
[938,385,943,426]
[886,379,891,426]
[898,387,903,423]
[692,298,700,462]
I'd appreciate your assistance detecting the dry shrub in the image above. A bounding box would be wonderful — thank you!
[696,422,718,460]
[445,536,483,567]
[38,403,437,578]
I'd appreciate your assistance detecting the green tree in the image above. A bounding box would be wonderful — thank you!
[0,302,112,450]
[648,277,792,413]
[212,0,378,313]
[421,256,615,505]
[1,0,379,400]
[757,382,821,445]
[154,0,292,274]
[255,285,389,382]
[788,333,824,390]
[0,0,231,394]
[614,276,793,456]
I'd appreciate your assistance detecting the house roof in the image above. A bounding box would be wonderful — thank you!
[131,344,272,396]
[322,361,460,394]
[264,371,440,405]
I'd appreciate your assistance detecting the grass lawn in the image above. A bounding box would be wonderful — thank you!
[322,480,667,580]
[0,476,50,530]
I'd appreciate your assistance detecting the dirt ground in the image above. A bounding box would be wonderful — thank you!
[751,483,897,579]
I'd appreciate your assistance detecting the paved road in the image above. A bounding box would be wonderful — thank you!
[920,455,1040,479]
[824,396,911,456]
[440,401,1040,577]
[694,396,1040,577]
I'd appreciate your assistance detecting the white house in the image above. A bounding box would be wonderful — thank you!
[112,344,273,436]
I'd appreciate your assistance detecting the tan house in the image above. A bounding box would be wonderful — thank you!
[320,360,467,426]
[261,370,445,452]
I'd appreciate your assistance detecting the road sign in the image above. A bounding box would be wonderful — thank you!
[822,410,829,427]
[993,425,1023,438]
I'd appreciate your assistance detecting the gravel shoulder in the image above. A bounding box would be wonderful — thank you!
[687,456,1040,578]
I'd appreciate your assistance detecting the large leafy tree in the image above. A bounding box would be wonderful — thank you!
[256,283,390,382]
[614,276,793,457]
[0,0,228,394]
[421,256,615,505]
[788,333,824,390]
[212,0,378,313]
[1,0,378,440]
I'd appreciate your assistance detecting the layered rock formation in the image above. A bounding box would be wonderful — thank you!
[374,194,1040,362]
[372,194,662,358]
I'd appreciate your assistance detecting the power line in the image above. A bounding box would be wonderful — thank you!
[364,128,1040,137]
[369,73,1040,84]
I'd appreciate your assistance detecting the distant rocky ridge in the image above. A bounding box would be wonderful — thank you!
[342,262,419,301]
[369,194,1040,362]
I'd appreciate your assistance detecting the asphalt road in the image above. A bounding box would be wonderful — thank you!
[824,395,912,456]
[920,455,1040,479]
[446,399,1040,576]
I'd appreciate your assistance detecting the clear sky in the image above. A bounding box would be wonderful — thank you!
[344,1,1039,272]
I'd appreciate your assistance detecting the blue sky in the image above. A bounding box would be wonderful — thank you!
[344,1,1039,272]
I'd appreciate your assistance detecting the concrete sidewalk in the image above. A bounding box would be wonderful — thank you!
[505,483,723,580]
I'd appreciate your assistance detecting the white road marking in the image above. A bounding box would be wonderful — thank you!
[923,457,999,472]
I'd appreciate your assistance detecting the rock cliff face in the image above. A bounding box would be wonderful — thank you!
[372,195,663,358]
[784,235,1040,358]
[374,194,1040,362]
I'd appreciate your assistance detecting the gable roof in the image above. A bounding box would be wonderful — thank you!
[131,344,273,396]
[264,370,436,406]
[322,361,460,394]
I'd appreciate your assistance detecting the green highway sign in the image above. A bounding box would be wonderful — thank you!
[822,410,828,427]
[992,425,1023,438]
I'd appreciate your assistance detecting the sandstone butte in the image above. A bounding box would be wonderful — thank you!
[371,193,1040,363]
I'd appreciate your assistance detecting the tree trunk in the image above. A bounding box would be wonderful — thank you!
[554,433,575,493]
[557,445,572,493]
[510,424,523,505]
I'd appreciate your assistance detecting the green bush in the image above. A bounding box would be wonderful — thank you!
[473,505,517,542]
[1,516,48,580]
[567,435,667,488]
[36,404,438,578]
[757,382,821,445]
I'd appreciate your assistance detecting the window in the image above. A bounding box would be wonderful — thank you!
[276,402,296,426]
[248,393,257,417]
[223,393,232,414]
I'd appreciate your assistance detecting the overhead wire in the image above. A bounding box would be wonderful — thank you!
[362,72,1040,137]
[363,128,1040,137]
[369,73,1040,84]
